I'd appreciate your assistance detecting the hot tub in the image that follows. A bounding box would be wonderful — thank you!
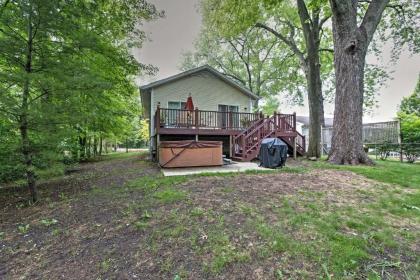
[159,140,223,168]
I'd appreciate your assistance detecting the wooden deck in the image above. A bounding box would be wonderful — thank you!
[153,106,306,161]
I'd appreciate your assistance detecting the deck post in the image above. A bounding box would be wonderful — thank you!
[293,112,296,132]
[293,136,297,159]
[229,135,232,158]
[156,102,161,135]
[273,111,277,127]
[194,107,199,129]
[156,134,160,162]
[241,136,245,158]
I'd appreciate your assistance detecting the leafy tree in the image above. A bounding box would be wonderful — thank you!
[398,113,420,163]
[0,0,161,201]
[398,82,420,163]
[181,27,305,105]
[327,0,419,164]
[197,0,335,158]
[400,76,420,116]
[260,96,281,116]
[139,119,150,147]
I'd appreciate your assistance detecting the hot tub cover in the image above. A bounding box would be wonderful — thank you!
[258,138,288,168]
[159,140,223,168]
[159,140,222,148]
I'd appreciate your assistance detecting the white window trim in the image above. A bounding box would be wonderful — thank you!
[167,101,187,109]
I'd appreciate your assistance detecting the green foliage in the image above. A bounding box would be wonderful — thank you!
[400,77,420,116]
[364,64,390,112]
[0,1,160,195]
[126,175,188,193]
[375,141,398,160]
[153,188,187,204]
[312,159,420,188]
[370,0,420,61]
[260,96,281,115]
[398,85,420,163]
[399,113,420,163]
[40,218,58,227]
[181,26,306,107]
[18,224,30,234]
[138,119,150,146]
[190,0,335,109]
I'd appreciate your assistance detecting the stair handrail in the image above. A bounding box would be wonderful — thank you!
[233,117,271,158]
[241,117,277,156]
[231,117,265,156]
[243,116,273,141]
[233,112,305,158]
[233,117,264,141]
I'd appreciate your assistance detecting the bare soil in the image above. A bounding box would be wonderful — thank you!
[0,153,418,279]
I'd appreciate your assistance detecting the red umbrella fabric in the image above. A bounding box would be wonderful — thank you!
[184,96,194,110]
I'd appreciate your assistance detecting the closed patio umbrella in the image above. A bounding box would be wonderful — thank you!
[183,95,195,127]
[184,95,194,110]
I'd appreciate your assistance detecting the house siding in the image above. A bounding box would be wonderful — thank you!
[151,72,252,114]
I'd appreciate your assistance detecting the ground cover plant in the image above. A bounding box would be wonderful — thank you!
[1,152,419,279]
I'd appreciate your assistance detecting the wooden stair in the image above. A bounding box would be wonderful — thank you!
[231,113,306,162]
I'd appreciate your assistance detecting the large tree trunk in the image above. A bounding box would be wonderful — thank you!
[87,137,91,158]
[93,135,97,156]
[255,19,327,157]
[79,134,86,159]
[306,54,324,158]
[20,3,37,202]
[99,134,103,155]
[297,0,325,158]
[328,0,389,164]
[20,82,37,202]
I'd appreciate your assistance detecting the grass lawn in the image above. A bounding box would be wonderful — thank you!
[311,159,420,188]
[1,152,419,279]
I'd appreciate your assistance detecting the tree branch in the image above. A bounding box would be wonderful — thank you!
[319,14,331,29]
[297,0,313,34]
[319,48,334,53]
[358,0,403,12]
[255,22,306,68]
[359,0,390,44]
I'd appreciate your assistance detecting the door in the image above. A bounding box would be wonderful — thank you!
[167,101,187,126]
[218,105,239,128]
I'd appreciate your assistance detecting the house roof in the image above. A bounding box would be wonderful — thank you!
[296,115,334,127]
[139,65,259,100]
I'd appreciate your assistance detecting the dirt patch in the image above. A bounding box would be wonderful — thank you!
[1,155,418,279]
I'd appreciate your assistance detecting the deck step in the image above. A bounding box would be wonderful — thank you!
[231,156,246,162]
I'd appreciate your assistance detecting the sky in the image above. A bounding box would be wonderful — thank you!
[133,0,420,123]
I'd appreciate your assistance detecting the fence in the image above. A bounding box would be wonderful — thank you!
[320,121,419,163]
[321,121,401,154]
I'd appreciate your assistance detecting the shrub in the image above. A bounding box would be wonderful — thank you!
[399,113,420,163]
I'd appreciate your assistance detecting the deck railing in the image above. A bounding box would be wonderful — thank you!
[154,106,299,136]
[155,106,262,131]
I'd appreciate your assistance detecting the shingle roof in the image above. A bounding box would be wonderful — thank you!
[139,65,259,100]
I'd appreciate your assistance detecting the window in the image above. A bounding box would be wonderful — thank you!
[166,101,188,127]
[168,101,187,110]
